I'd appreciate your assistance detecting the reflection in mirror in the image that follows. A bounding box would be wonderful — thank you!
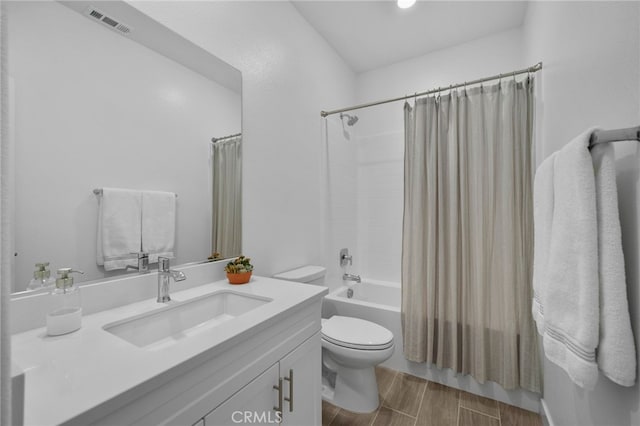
[7,1,242,293]
[211,134,242,259]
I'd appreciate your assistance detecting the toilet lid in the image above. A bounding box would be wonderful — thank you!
[322,316,393,350]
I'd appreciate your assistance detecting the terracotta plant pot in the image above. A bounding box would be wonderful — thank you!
[227,271,252,285]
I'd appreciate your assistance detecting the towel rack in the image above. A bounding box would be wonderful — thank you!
[589,126,640,147]
[93,189,178,198]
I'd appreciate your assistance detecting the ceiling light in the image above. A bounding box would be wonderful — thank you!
[397,0,416,9]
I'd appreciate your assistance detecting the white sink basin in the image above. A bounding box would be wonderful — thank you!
[103,291,272,349]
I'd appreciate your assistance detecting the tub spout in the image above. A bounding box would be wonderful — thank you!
[343,273,361,283]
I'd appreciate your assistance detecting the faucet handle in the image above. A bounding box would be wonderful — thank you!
[339,248,353,267]
[130,252,149,273]
[158,257,170,271]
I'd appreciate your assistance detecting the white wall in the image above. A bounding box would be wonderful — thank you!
[8,1,241,290]
[350,28,526,282]
[523,2,640,425]
[129,1,356,278]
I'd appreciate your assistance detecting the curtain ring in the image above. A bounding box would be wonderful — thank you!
[463,81,467,97]
[449,84,453,96]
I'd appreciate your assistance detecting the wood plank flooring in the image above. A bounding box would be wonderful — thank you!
[323,366,542,426]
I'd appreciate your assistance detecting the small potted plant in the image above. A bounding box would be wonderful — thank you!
[225,255,253,285]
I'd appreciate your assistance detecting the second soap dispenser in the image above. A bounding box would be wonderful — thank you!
[46,268,84,336]
[27,262,55,291]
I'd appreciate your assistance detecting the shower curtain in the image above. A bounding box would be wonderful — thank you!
[401,79,540,392]
[211,136,242,258]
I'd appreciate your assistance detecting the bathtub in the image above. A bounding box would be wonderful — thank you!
[322,278,541,413]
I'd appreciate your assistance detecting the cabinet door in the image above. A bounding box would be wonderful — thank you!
[204,363,281,426]
[280,332,321,426]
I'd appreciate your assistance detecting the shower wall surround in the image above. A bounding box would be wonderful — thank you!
[322,115,358,290]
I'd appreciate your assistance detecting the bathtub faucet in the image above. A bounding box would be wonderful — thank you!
[343,273,361,283]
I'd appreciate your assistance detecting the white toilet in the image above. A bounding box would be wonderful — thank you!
[273,266,395,413]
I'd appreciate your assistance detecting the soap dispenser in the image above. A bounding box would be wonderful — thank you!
[46,268,84,336]
[27,262,55,291]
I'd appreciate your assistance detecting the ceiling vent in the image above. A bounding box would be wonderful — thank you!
[84,7,133,36]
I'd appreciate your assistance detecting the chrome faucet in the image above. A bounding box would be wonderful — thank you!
[343,273,361,283]
[126,251,149,274]
[157,257,186,303]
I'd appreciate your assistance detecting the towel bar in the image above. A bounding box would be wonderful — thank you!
[93,189,178,198]
[589,126,640,147]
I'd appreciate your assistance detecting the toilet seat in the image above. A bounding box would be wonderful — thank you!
[322,316,393,351]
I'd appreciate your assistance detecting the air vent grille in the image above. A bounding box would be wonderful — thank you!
[101,16,118,27]
[116,24,131,34]
[84,7,133,36]
[89,10,103,20]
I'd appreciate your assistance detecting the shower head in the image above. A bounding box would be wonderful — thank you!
[340,112,359,126]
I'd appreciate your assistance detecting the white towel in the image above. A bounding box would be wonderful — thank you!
[533,129,600,389]
[592,143,636,387]
[532,152,555,334]
[141,191,176,264]
[97,188,142,271]
[532,128,637,389]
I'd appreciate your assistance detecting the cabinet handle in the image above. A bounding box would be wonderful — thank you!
[284,369,293,412]
[273,378,283,413]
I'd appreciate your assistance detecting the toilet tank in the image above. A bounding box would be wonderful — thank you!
[273,265,326,285]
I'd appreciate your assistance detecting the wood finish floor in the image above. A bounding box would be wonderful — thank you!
[322,367,542,426]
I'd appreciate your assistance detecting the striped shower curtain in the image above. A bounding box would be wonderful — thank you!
[401,78,541,392]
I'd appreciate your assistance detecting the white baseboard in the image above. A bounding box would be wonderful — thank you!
[540,398,555,426]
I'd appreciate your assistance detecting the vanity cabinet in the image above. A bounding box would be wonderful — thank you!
[87,298,323,426]
[278,333,322,425]
[203,332,320,425]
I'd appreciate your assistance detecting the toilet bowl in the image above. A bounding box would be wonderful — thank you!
[273,266,395,413]
[321,316,394,413]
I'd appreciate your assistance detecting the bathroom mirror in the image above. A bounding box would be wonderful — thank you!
[7,1,242,293]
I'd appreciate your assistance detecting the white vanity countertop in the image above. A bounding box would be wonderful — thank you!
[12,277,327,426]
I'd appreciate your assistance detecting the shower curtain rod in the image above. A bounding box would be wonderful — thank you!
[590,126,640,147]
[320,62,543,118]
[211,132,242,143]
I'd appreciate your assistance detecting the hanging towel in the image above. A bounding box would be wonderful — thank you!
[591,143,636,387]
[97,188,142,271]
[533,129,600,389]
[532,152,555,335]
[532,128,637,389]
[141,190,176,264]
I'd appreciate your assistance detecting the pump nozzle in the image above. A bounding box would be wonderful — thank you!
[56,268,84,289]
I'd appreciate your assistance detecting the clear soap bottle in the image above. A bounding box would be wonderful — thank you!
[46,268,84,336]
[27,262,55,291]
